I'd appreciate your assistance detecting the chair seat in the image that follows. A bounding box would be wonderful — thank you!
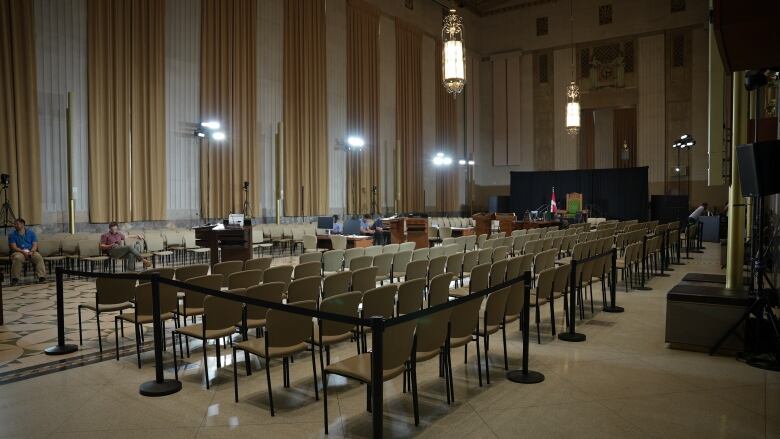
[325,353,406,383]
[558,257,572,265]
[448,287,469,298]
[242,318,267,329]
[312,324,354,346]
[504,314,519,324]
[415,348,441,363]
[375,275,390,282]
[187,248,210,253]
[175,323,236,340]
[476,324,501,336]
[153,251,174,256]
[43,256,67,262]
[235,338,309,359]
[449,334,472,349]
[529,292,549,306]
[177,304,204,317]
[83,256,109,262]
[118,312,175,325]
[81,301,134,312]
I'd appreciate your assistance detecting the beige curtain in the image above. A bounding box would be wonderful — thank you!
[435,40,458,214]
[200,0,258,219]
[283,0,328,216]
[88,0,166,222]
[0,0,42,224]
[395,20,423,212]
[346,0,380,215]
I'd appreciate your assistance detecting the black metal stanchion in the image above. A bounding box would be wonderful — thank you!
[672,227,684,265]
[507,271,545,383]
[656,231,670,277]
[691,220,704,253]
[603,249,624,313]
[663,229,674,271]
[558,260,586,342]
[139,275,182,397]
[635,235,652,291]
[682,223,693,259]
[45,268,78,355]
[370,316,384,439]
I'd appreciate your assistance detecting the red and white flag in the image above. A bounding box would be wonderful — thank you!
[550,187,557,213]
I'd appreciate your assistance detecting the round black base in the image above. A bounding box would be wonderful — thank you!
[44,344,78,356]
[656,273,671,277]
[602,305,625,313]
[506,370,545,384]
[691,250,704,254]
[558,332,586,342]
[742,353,780,372]
[666,267,675,271]
[139,379,182,397]
[682,256,693,260]
[635,286,652,291]
[672,261,685,265]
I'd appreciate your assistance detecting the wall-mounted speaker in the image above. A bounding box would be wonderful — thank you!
[737,140,780,197]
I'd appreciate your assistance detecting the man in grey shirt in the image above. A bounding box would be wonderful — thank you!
[688,202,707,225]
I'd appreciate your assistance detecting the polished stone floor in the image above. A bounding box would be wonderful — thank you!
[0,247,777,438]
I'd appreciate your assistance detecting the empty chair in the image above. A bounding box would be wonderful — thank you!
[413,308,454,404]
[404,259,428,282]
[530,267,556,343]
[475,286,511,384]
[361,285,397,326]
[399,242,416,252]
[464,234,477,251]
[450,263,490,298]
[476,234,487,249]
[302,234,320,253]
[322,250,345,275]
[244,257,272,272]
[489,260,508,287]
[446,252,465,280]
[348,255,373,271]
[299,252,322,265]
[262,265,294,290]
[213,261,244,287]
[239,282,285,337]
[412,248,429,261]
[78,277,136,353]
[396,278,426,315]
[350,266,378,294]
[511,229,527,237]
[447,298,485,391]
[427,272,455,308]
[372,252,394,285]
[177,274,223,328]
[343,248,365,269]
[391,250,412,281]
[115,282,179,368]
[460,250,479,286]
[492,246,509,261]
[227,270,263,290]
[382,243,400,254]
[477,248,493,265]
[427,255,448,283]
[233,300,318,415]
[175,264,209,282]
[287,276,322,303]
[314,291,362,371]
[443,244,460,257]
[294,261,321,279]
[428,245,445,259]
[364,245,383,257]
[322,271,352,299]
[503,256,527,334]
[441,237,457,247]
[330,235,347,250]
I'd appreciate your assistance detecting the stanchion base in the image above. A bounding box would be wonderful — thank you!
[672,261,685,265]
[558,332,586,342]
[635,286,652,291]
[44,344,78,356]
[603,305,625,313]
[691,250,704,254]
[665,267,675,271]
[682,256,694,260]
[507,370,545,384]
[139,379,182,397]
[656,273,671,277]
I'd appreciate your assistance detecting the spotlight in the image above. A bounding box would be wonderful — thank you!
[201,121,221,130]
[432,152,453,166]
[195,131,206,138]
[458,159,466,165]
[468,160,475,165]
[346,136,365,148]
[212,131,226,141]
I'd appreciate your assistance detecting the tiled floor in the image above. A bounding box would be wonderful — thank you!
[0,247,777,438]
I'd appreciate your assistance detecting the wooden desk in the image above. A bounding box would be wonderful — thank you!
[405,218,428,249]
[387,218,405,244]
[513,220,561,230]
[451,226,474,236]
[316,235,373,250]
[195,225,252,267]
[472,213,493,237]
[495,213,517,236]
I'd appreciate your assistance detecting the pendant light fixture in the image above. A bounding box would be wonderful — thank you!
[565,0,580,135]
[442,9,466,97]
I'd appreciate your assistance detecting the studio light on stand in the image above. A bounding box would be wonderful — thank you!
[671,133,695,195]
[432,152,453,166]
[458,156,475,215]
[194,120,226,223]
[336,135,366,214]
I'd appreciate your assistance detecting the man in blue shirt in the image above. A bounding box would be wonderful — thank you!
[8,218,46,285]
[331,215,343,234]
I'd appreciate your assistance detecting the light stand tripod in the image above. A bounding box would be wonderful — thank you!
[242,181,252,218]
[0,178,17,235]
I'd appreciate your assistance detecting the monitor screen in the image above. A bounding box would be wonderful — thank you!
[317,216,334,229]
[228,213,244,225]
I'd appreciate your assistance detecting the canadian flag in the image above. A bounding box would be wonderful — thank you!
[550,187,557,213]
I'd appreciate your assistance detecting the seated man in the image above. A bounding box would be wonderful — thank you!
[359,214,375,236]
[331,214,343,234]
[8,218,46,285]
[371,215,386,245]
[100,222,151,271]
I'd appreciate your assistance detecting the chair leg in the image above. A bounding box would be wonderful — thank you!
[135,324,142,368]
[216,338,221,368]
[475,337,483,387]
[114,317,120,361]
[203,341,210,389]
[96,311,103,353]
[447,347,455,402]
[502,324,508,370]
[77,306,83,345]
[311,346,319,401]
[484,334,490,385]
[411,360,419,426]
[266,358,275,416]
[172,332,179,381]
[323,371,329,434]
[233,348,239,402]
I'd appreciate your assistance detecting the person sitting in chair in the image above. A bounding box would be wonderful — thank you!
[8,218,46,285]
[100,222,151,271]
[331,215,343,234]
[359,214,374,236]
[371,215,386,245]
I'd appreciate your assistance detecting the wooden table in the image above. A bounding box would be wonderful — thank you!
[451,226,474,236]
[194,225,252,267]
[316,235,373,250]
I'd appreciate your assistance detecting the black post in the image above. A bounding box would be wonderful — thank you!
[45,267,78,355]
[635,234,652,291]
[664,229,674,271]
[558,259,586,342]
[682,223,693,259]
[0,272,4,325]
[370,316,384,439]
[603,248,624,313]
[507,271,545,383]
[673,226,684,265]
[656,231,670,277]
[139,275,182,397]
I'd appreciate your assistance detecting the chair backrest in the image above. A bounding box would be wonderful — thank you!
[77,240,100,257]
[244,282,285,321]
[37,240,61,257]
[441,237,457,247]
[404,259,428,281]
[415,308,451,355]
[449,298,482,339]
[492,245,509,261]
[372,252,394,277]
[202,295,243,332]
[302,234,318,251]
[361,285,397,319]
[469,263,491,293]
[476,234,487,248]
[227,269,263,290]
[464,235,477,251]
[138,267,175,284]
[523,239,540,255]
[504,256,526,317]
[552,263,571,295]
[350,266,378,293]
[381,320,417,371]
[262,265,294,289]
[461,250,479,274]
[95,277,136,305]
[536,267,556,300]
[133,282,179,316]
[213,261,244,287]
[399,241,416,252]
[412,248,429,261]
[534,248,557,273]
[382,243,400,254]
[244,257,272,272]
[180,274,223,310]
[322,250,345,273]
[330,235,347,250]
[318,291,362,337]
[163,231,183,249]
[348,255,372,271]
[144,233,165,252]
[428,272,455,307]
[287,275,322,303]
[392,250,412,276]
[484,287,511,326]
[445,252,465,277]
[364,245,383,257]
[299,252,322,265]
[477,248,493,265]
[443,244,460,257]
[266,300,316,347]
[439,226,452,239]
[175,264,210,282]
[396,278,426,315]
[489,259,508,287]
[428,245,445,259]
[322,271,352,298]
[343,248,365,269]
[427,255,448,279]
[294,261,321,279]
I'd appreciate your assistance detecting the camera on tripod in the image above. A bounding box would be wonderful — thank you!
[1,174,9,188]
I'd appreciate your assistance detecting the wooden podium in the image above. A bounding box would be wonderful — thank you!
[405,218,429,249]
[387,218,405,244]
[472,213,493,237]
[195,225,252,267]
[495,213,517,236]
